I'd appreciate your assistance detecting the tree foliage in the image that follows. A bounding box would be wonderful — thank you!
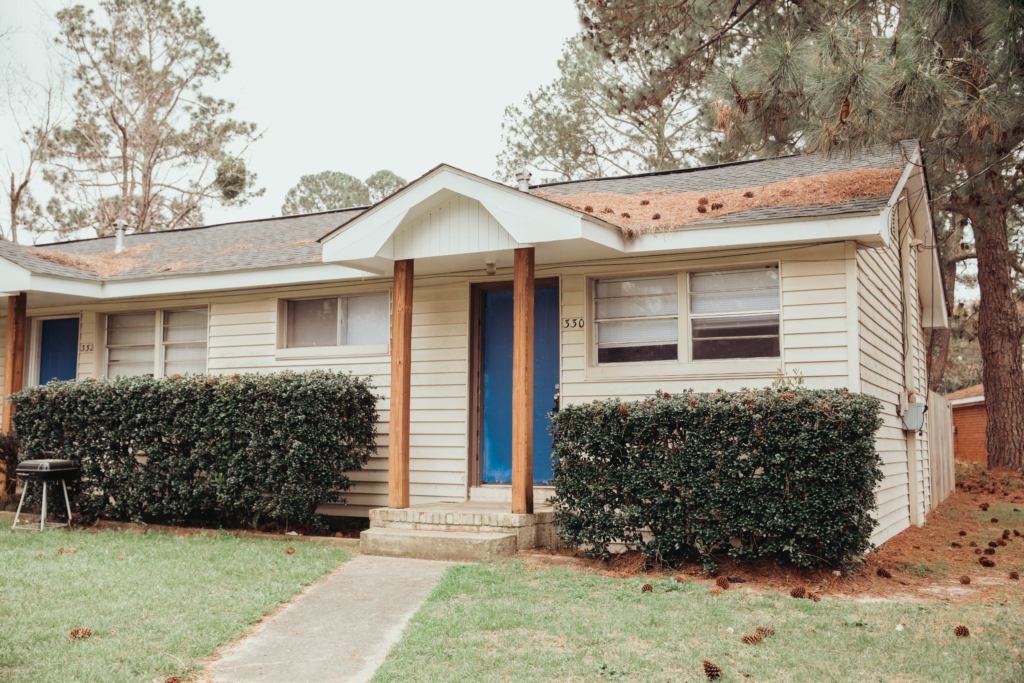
[281,169,406,215]
[580,0,1024,469]
[43,0,263,238]
[498,37,713,182]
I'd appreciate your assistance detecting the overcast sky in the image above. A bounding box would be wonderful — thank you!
[1,0,581,230]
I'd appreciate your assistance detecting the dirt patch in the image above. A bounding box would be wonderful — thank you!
[523,463,1024,603]
[535,168,902,240]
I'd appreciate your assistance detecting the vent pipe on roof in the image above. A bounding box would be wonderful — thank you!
[515,168,532,192]
[113,219,128,254]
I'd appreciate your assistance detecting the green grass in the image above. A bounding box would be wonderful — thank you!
[0,528,351,682]
[373,561,1024,683]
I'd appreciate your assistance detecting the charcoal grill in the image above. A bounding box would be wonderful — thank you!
[11,457,78,532]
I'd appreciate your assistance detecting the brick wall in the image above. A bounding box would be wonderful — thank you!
[952,403,987,464]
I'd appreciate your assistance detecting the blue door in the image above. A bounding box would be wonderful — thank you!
[481,285,560,484]
[38,318,79,384]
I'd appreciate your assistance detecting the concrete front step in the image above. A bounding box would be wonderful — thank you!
[359,527,517,562]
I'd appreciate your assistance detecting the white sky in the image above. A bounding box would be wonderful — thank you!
[1,0,581,231]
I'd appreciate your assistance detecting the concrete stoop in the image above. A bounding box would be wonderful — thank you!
[360,501,558,562]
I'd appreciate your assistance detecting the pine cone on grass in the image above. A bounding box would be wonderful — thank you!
[69,628,92,640]
[703,659,723,680]
[755,626,775,637]
[960,575,971,585]
[989,542,999,548]
[954,625,970,638]
[641,583,653,593]
[790,586,806,598]
[1010,571,1020,580]
[741,633,764,645]
[970,541,978,547]
[992,518,999,523]
[808,591,822,602]
[286,547,295,555]
[166,677,182,683]
[951,542,962,548]
[985,548,996,555]
[877,568,892,579]
[959,530,967,536]
[716,576,730,590]
[980,558,995,567]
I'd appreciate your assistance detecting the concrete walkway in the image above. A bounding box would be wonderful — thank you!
[207,555,452,683]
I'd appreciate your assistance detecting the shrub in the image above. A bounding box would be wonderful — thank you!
[549,388,884,571]
[0,432,18,496]
[9,371,378,533]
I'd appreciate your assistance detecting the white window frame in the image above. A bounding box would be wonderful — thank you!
[103,306,210,379]
[275,290,392,361]
[588,263,783,373]
[687,266,781,363]
[592,274,681,366]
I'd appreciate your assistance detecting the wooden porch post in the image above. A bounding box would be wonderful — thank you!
[512,248,534,514]
[389,260,414,509]
[2,293,27,494]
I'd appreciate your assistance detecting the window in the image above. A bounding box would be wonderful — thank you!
[285,293,389,348]
[689,267,780,361]
[594,275,679,364]
[105,308,208,378]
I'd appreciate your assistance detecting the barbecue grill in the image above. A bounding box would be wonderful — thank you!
[11,457,78,532]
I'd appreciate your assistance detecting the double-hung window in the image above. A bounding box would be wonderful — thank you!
[105,307,209,378]
[688,266,780,360]
[285,293,390,348]
[594,275,679,364]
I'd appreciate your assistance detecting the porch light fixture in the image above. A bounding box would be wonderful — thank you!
[485,260,497,276]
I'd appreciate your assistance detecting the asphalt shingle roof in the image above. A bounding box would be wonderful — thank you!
[1,142,916,282]
[7,208,364,282]
[531,141,916,228]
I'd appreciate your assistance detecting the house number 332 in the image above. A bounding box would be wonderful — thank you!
[561,318,584,329]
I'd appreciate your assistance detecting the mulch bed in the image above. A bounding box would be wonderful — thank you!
[523,463,1024,603]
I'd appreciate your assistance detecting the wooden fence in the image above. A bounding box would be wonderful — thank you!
[928,390,955,509]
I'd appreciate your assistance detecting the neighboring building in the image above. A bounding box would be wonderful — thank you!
[947,383,986,464]
[0,141,948,545]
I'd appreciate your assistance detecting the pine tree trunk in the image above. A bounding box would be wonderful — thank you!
[926,254,958,391]
[974,208,1024,470]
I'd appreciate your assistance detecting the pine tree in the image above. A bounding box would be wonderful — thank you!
[579,0,1024,470]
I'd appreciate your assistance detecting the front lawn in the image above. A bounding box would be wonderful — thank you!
[0,528,351,683]
[373,561,1024,683]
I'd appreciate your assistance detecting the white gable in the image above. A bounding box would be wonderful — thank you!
[379,190,522,261]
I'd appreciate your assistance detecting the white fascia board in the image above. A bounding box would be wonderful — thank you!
[98,263,377,298]
[950,395,985,407]
[321,165,603,263]
[620,212,886,254]
[6,263,377,301]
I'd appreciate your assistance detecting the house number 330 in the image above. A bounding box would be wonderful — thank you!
[561,318,584,329]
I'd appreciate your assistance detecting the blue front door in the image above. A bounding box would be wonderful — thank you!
[38,318,79,384]
[481,285,560,484]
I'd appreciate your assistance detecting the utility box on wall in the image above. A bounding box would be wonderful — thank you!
[901,402,928,432]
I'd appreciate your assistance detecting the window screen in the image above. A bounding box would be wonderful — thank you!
[689,267,780,361]
[286,293,390,348]
[595,275,678,363]
[106,312,156,378]
[163,308,208,376]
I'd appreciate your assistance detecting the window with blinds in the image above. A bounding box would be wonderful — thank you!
[106,307,208,378]
[689,266,780,361]
[594,275,679,364]
[285,293,390,348]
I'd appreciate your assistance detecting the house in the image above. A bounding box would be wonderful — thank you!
[947,383,986,463]
[0,141,949,550]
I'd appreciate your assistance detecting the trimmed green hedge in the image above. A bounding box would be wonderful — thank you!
[9,371,378,534]
[549,388,884,571]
